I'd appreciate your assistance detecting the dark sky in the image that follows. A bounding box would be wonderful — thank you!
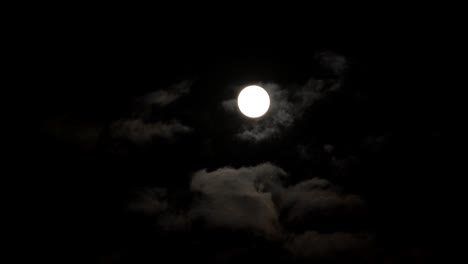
[23,13,459,263]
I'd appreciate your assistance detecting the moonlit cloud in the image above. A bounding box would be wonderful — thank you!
[222,52,347,142]
[224,79,340,142]
[129,162,372,261]
[142,80,192,106]
[190,163,286,238]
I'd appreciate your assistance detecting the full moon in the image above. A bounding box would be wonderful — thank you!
[237,85,270,118]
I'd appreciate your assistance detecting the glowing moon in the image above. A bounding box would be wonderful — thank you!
[237,85,270,118]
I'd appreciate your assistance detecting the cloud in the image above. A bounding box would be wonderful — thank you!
[296,145,313,160]
[141,80,192,106]
[237,126,279,142]
[285,231,375,260]
[188,163,365,238]
[130,163,366,234]
[155,211,192,232]
[315,51,349,76]
[129,163,288,235]
[330,154,360,178]
[323,144,335,153]
[221,98,237,111]
[38,81,190,153]
[128,187,169,214]
[280,178,365,229]
[110,119,192,144]
[108,81,194,145]
[129,163,372,260]
[128,187,191,231]
[190,163,287,238]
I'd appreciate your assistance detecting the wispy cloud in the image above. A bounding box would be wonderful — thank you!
[222,51,347,142]
[111,119,191,144]
[141,80,192,106]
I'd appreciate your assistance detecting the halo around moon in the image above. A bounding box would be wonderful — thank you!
[237,85,270,118]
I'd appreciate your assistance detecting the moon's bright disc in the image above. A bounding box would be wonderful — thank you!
[237,85,270,118]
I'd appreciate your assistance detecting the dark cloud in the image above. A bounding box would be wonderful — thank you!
[41,116,104,151]
[296,145,313,160]
[128,187,169,214]
[155,211,192,232]
[323,144,335,153]
[141,80,192,106]
[110,119,192,144]
[315,51,349,76]
[286,231,375,261]
[129,187,191,232]
[280,178,365,229]
[109,81,193,145]
[330,154,360,178]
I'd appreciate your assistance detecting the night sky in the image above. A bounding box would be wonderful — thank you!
[24,14,458,263]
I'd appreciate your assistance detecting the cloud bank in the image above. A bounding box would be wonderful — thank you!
[130,162,374,261]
